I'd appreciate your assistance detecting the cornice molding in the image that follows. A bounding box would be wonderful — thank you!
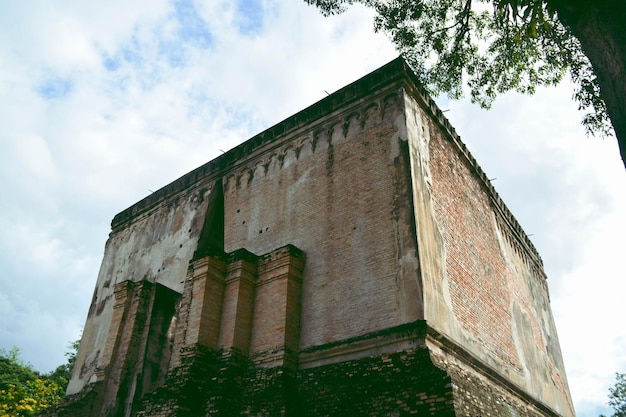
[111,59,408,231]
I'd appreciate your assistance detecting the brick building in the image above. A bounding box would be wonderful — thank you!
[49,58,575,416]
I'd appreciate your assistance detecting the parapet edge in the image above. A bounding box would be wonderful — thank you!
[398,66,545,273]
[110,58,409,232]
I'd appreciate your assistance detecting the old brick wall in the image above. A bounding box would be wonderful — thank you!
[428,119,523,370]
[222,87,422,350]
[404,85,574,415]
[297,346,455,417]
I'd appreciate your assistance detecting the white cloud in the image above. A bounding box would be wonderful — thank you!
[0,1,623,415]
[14,134,60,180]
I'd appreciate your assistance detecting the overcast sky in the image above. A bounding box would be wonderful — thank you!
[0,1,624,416]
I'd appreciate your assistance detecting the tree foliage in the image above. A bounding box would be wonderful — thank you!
[602,373,626,417]
[0,378,62,417]
[305,0,612,138]
[0,343,79,417]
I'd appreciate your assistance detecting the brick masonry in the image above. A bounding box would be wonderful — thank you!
[49,59,575,417]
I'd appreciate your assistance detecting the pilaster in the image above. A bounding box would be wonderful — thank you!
[218,249,258,355]
[98,280,137,379]
[101,280,156,416]
[250,245,306,370]
[171,255,227,369]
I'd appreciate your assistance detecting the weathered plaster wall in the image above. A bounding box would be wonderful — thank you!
[401,87,574,416]
[67,186,211,395]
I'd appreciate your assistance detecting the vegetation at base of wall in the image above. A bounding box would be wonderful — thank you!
[0,343,78,417]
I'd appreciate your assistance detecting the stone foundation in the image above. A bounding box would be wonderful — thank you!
[45,322,567,417]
